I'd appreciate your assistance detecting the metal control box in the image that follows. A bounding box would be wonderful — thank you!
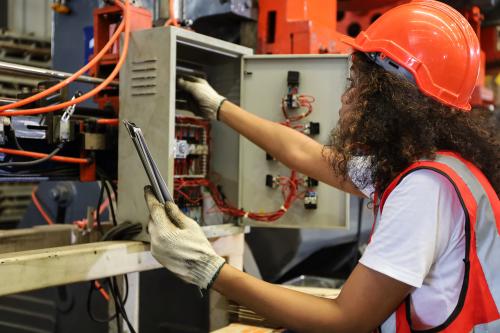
[118,27,252,239]
[118,27,350,235]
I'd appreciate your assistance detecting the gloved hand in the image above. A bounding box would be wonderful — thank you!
[144,186,225,289]
[177,76,226,120]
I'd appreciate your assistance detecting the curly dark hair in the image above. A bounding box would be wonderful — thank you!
[326,52,500,196]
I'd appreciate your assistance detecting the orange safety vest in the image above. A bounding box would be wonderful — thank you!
[371,151,500,332]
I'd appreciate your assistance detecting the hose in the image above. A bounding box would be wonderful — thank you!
[0,147,90,164]
[0,143,64,167]
[0,0,130,116]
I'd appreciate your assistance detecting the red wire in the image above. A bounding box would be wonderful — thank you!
[96,118,119,126]
[281,94,315,122]
[175,172,299,222]
[31,187,54,225]
[0,147,90,164]
[94,281,110,301]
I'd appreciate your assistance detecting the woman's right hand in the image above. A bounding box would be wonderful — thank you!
[177,76,226,120]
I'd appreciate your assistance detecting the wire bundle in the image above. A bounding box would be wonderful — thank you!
[281,94,315,122]
[0,0,130,116]
[0,0,130,168]
[174,172,299,222]
[87,176,140,333]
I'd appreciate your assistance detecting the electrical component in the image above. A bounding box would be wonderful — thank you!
[174,115,210,221]
[266,152,276,161]
[305,177,319,187]
[59,93,80,142]
[304,191,318,209]
[174,116,209,178]
[174,140,190,159]
[286,71,300,109]
[265,174,279,188]
[0,117,5,145]
[303,122,320,136]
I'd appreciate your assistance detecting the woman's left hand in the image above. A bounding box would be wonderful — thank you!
[144,186,225,289]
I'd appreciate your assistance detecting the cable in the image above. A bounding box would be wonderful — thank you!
[88,223,137,328]
[110,276,136,333]
[102,180,117,226]
[74,197,110,229]
[175,172,299,222]
[31,187,54,225]
[0,147,90,164]
[101,221,142,241]
[95,181,106,229]
[87,280,117,323]
[96,118,119,126]
[0,0,127,113]
[10,131,24,151]
[0,0,131,116]
[0,143,63,167]
[0,166,79,179]
[281,95,315,122]
[96,168,118,198]
[91,221,138,332]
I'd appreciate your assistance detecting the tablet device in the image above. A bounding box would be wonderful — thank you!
[123,120,173,204]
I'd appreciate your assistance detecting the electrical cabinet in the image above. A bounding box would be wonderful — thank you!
[118,27,350,238]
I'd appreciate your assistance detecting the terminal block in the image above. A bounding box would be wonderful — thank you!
[304,122,320,136]
[305,177,319,187]
[265,174,279,188]
[286,70,300,109]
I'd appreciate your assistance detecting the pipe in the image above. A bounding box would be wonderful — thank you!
[0,61,119,86]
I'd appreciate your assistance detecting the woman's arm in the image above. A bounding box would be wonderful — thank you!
[178,77,365,197]
[214,263,412,333]
[219,101,365,197]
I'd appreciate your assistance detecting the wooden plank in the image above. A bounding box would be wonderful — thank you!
[0,241,161,296]
[0,224,74,254]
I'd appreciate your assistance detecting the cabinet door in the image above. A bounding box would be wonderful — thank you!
[240,55,351,229]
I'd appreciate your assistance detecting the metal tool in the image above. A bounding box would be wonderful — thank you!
[123,120,173,204]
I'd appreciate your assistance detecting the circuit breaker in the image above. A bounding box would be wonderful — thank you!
[118,27,350,236]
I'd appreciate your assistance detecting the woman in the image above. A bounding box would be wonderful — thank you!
[144,1,500,332]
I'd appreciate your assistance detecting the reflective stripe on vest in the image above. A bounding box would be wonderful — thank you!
[372,152,500,333]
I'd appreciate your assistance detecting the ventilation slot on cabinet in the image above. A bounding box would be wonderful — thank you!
[130,59,157,97]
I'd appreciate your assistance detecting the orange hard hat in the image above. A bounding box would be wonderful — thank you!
[342,0,480,111]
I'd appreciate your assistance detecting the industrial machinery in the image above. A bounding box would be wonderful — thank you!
[0,2,352,331]
[0,0,498,332]
[257,0,500,109]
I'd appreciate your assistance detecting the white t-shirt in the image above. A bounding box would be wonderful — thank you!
[357,169,466,330]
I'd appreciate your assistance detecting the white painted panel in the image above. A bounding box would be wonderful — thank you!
[241,55,350,229]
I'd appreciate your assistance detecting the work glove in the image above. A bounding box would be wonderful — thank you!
[144,186,225,290]
[177,76,226,120]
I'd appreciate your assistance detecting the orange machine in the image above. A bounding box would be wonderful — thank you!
[89,5,152,113]
[257,0,408,54]
[257,0,496,108]
[257,0,339,54]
